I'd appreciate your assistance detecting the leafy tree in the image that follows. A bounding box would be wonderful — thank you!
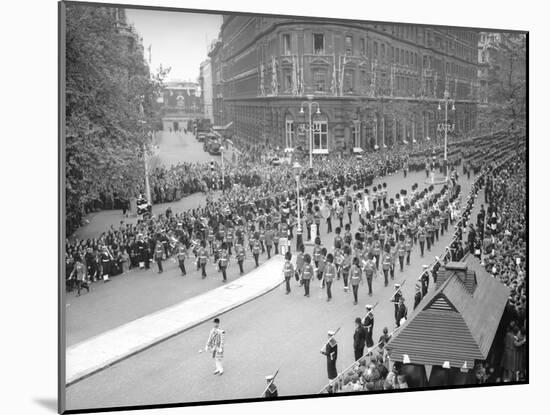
[64,5,169,235]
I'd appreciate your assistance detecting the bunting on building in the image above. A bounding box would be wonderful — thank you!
[339,55,347,96]
[259,62,265,96]
[331,54,337,96]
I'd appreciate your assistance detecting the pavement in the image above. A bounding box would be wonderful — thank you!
[66,255,285,385]
[65,168,480,411]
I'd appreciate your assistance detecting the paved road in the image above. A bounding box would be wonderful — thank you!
[73,131,221,241]
[66,169,478,411]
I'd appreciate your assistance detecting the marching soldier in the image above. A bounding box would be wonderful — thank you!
[321,330,338,381]
[265,225,275,259]
[418,225,426,257]
[198,240,209,279]
[219,243,229,282]
[154,240,164,274]
[341,245,351,292]
[282,252,294,294]
[324,253,336,302]
[251,236,261,267]
[363,253,376,296]
[397,236,406,272]
[235,239,246,275]
[350,257,363,305]
[302,253,313,297]
[405,233,413,266]
[176,243,187,276]
[381,247,391,287]
[296,245,305,284]
[390,283,403,327]
[264,374,278,398]
[363,304,375,350]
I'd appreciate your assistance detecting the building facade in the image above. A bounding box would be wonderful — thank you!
[199,59,214,121]
[208,17,480,153]
[159,80,203,131]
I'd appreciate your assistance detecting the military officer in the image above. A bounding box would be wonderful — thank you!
[324,253,336,302]
[235,239,246,275]
[176,243,187,276]
[282,252,294,294]
[302,253,313,297]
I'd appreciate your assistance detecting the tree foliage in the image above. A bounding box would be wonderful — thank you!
[478,34,526,134]
[64,5,169,235]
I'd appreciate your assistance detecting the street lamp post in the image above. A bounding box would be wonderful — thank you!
[293,161,303,250]
[219,145,225,192]
[298,95,321,169]
[437,89,455,180]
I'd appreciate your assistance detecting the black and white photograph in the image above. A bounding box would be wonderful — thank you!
[58,1,527,412]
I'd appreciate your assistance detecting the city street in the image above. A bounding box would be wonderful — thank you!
[66,168,476,410]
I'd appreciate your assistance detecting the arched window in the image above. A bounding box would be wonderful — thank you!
[312,114,329,153]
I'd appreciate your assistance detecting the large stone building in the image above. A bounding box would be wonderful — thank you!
[159,80,203,131]
[208,17,480,153]
[199,59,214,121]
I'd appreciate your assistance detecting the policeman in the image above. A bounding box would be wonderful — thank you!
[282,252,294,294]
[219,243,229,282]
[363,304,375,350]
[414,283,422,310]
[264,374,278,398]
[176,243,187,276]
[420,265,430,297]
[390,283,403,327]
[324,253,336,302]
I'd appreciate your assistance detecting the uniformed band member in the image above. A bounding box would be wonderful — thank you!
[176,243,187,276]
[198,240,208,278]
[153,240,164,274]
[283,252,294,294]
[363,304,375,349]
[363,253,375,296]
[353,317,366,361]
[302,253,313,297]
[218,243,229,282]
[235,240,245,275]
[324,253,336,301]
[264,374,278,398]
[203,318,225,375]
[390,283,403,327]
[350,257,363,305]
[321,330,338,380]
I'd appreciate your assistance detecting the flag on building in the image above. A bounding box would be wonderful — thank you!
[271,56,278,96]
[331,54,337,95]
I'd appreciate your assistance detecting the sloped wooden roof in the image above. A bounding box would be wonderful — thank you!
[387,254,509,369]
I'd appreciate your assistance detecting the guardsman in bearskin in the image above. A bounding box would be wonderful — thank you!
[265,224,274,259]
[176,243,187,276]
[264,374,278,398]
[397,236,406,272]
[198,240,209,278]
[259,224,266,254]
[363,304,375,349]
[363,253,376,296]
[251,235,261,268]
[420,265,430,297]
[390,283,403,327]
[405,233,413,266]
[154,239,164,274]
[350,257,363,305]
[219,243,229,282]
[321,331,338,381]
[324,253,336,302]
[346,197,353,224]
[333,227,343,250]
[334,241,344,281]
[213,237,222,270]
[414,283,422,310]
[235,239,245,275]
[381,247,391,287]
[282,251,294,294]
[341,245,352,292]
[389,241,398,280]
[302,253,313,297]
[418,225,426,257]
